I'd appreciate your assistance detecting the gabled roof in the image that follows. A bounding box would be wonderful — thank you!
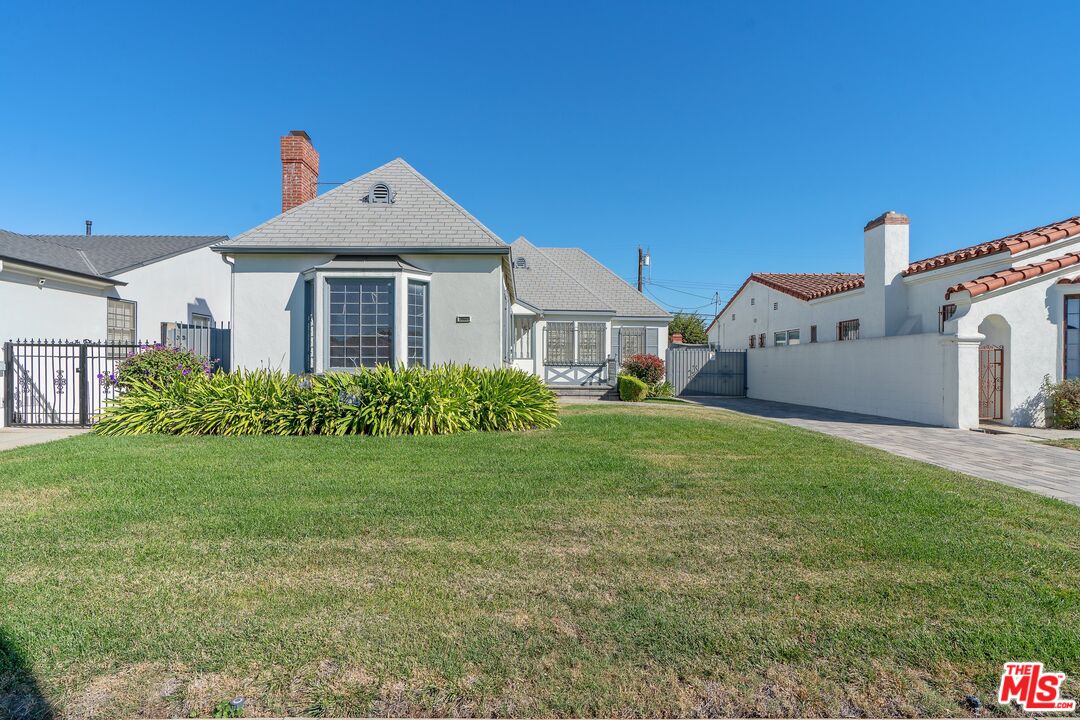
[946,251,1080,299]
[705,272,863,332]
[510,239,671,318]
[510,238,612,313]
[217,158,507,252]
[905,216,1080,276]
[27,234,225,275]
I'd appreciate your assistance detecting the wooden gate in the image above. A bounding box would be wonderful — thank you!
[666,346,747,396]
[978,344,1004,421]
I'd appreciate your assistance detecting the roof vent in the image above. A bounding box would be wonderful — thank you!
[514,257,527,269]
[368,183,393,204]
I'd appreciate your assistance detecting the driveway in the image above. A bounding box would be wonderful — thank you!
[0,427,87,452]
[688,397,1080,506]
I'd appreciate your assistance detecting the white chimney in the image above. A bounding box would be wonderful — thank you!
[863,211,910,337]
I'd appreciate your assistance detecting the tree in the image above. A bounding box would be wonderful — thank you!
[668,312,708,344]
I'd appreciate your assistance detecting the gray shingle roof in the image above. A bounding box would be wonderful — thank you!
[216,158,507,251]
[511,238,671,318]
[0,229,114,281]
[27,234,226,276]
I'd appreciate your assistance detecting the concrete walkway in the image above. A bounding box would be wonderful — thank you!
[0,427,87,452]
[688,397,1080,506]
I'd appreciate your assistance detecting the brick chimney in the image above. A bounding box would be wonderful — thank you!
[281,130,319,213]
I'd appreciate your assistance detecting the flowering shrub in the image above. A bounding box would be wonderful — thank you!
[99,344,214,390]
[621,353,665,385]
[1046,378,1080,429]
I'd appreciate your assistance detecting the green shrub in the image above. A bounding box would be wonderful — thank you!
[94,365,559,437]
[621,354,665,385]
[649,381,674,398]
[618,374,649,402]
[1046,378,1080,429]
[99,344,213,390]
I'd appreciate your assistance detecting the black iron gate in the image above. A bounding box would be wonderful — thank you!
[666,346,747,396]
[3,340,143,426]
[979,344,1004,421]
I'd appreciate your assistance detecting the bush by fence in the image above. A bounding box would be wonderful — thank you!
[620,354,665,385]
[1046,378,1080,429]
[94,365,559,437]
[617,374,649,402]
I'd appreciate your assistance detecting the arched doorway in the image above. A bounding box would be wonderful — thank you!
[977,315,1011,422]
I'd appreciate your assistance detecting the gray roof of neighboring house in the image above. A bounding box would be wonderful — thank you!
[216,158,508,252]
[511,238,671,319]
[0,228,115,282]
[27,234,226,276]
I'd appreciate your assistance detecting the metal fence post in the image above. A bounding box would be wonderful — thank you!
[3,342,12,427]
[78,343,89,427]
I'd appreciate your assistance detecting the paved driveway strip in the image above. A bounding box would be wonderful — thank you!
[0,427,87,452]
[688,397,1080,506]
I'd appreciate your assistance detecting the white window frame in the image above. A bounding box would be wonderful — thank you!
[773,328,800,346]
[107,298,137,344]
[305,267,432,373]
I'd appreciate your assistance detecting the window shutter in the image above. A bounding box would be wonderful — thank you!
[615,326,623,364]
[646,327,658,356]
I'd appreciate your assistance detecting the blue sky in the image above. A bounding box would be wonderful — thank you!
[2,1,1078,317]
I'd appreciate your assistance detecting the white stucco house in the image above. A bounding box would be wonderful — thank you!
[509,237,671,384]
[707,211,1080,428]
[0,228,231,342]
[214,131,669,385]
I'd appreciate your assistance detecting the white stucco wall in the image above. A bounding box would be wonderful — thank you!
[707,281,865,349]
[747,332,969,427]
[227,252,509,373]
[110,246,232,340]
[0,269,109,340]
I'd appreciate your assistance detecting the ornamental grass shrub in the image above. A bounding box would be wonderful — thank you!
[617,374,649,402]
[93,365,559,437]
[620,353,665,385]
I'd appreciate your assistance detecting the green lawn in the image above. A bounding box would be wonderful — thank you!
[1,404,1078,718]
[1043,438,1080,451]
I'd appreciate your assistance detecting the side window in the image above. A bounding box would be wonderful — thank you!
[107,299,137,344]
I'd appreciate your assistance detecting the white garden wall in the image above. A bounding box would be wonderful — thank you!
[747,332,972,427]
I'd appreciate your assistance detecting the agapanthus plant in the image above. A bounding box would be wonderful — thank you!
[99,343,215,390]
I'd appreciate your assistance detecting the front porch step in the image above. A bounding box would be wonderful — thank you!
[549,385,619,401]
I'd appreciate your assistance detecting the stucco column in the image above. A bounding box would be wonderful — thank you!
[942,333,983,429]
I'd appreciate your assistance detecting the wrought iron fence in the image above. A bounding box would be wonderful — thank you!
[3,322,230,427]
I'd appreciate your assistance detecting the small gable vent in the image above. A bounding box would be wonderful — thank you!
[514,257,528,269]
[368,183,393,204]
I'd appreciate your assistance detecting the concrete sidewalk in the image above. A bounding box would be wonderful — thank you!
[0,427,87,452]
[688,397,1080,506]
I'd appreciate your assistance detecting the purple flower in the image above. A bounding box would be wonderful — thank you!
[96,373,104,380]
[181,368,190,376]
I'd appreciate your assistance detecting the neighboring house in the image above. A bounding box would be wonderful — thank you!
[0,228,230,342]
[509,237,671,384]
[706,211,1080,428]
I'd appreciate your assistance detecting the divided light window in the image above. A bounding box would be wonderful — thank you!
[837,319,860,341]
[939,303,957,333]
[774,328,800,346]
[512,317,533,359]
[545,322,575,364]
[1066,295,1080,380]
[407,281,428,367]
[328,278,394,370]
[106,299,136,344]
[577,322,606,364]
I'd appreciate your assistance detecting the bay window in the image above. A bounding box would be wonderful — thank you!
[328,278,394,370]
[407,281,428,367]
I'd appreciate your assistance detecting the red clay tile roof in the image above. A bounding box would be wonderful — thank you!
[906,216,1080,276]
[946,252,1080,298]
[1060,277,1080,285]
[705,273,864,332]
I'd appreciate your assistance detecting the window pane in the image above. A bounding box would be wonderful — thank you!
[577,322,605,364]
[619,327,645,360]
[407,281,427,367]
[788,329,800,345]
[328,279,394,370]
[545,322,574,364]
[106,299,136,344]
[513,317,533,359]
[1067,298,1080,379]
[773,331,786,346]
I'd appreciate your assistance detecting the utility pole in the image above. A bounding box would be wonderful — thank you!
[637,246,644,292]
